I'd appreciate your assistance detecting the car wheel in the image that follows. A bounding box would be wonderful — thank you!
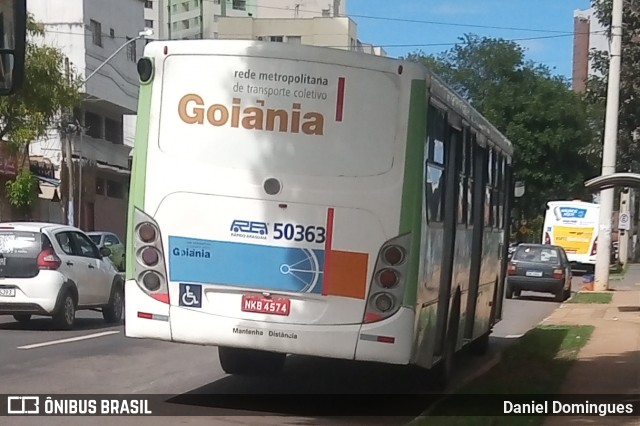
[554,285,565,303]
[53,292,76,330]
[505,283,514,299]
[103,285,124,324]
[13,314,31,323]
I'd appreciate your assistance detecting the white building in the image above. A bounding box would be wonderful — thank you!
[216,15,385,56]
[28,0,146,240]
[143,0,348,41]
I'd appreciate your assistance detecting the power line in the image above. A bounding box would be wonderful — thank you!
[152,0,579,35]
[38,27,607,51]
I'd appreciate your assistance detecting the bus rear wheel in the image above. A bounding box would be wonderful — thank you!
[218,347,286,375]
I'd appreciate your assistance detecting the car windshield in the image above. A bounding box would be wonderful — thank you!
[88,235,102,245]
[513,246,560,263]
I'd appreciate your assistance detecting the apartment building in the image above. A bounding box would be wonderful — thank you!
[572,8,608,93]
[27,0,146,241]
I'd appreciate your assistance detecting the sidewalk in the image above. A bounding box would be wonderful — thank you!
[540,265,640,426]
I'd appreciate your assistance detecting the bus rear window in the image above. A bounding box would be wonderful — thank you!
[157,55,401,178]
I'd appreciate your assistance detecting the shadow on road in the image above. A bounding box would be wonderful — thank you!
[0,315,122,332]
[157,344,500,421]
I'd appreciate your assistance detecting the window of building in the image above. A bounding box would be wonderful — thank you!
[106,180,124,199]
[84,111,101,138]
[95,177,105,195]
[322,8,330,16]
[109,28,114,38]
[182,19,190,29]
[269,36,283,42]
[181,2,189,12]
[233,0,246,10]
[144,0,153,8]
[90,19,102,47]
[126,37,136,62]
[145,19,154,28]
[104,118,123,144]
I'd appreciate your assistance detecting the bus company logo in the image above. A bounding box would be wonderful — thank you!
[555,207,587,219]
[172,247,211,258]
[230,220,268,240]
[178,95,325,136]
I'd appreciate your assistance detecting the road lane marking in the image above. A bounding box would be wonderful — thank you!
[17,330,120,350]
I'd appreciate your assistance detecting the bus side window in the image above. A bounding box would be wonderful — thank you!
[425,103,447,223]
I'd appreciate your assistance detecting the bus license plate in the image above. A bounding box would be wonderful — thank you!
[0,288,15,297]
[241,295,290,316]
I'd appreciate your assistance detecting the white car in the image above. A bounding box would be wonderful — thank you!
[0,222,124,329]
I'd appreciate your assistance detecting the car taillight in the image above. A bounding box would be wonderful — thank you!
[553,268,564,279]
[37,248,61,270]
[508,263,517,275]
[363,234,411,324]
[544,232,551,245]
[133,209,170,304]
[591,237,597,256]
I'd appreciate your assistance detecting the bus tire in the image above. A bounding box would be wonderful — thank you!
[433,294,460,390]
[218,347,286,375]
[469,331,490,356]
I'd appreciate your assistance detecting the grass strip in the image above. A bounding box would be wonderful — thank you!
[567,292,612,304]
[409,325,594,426]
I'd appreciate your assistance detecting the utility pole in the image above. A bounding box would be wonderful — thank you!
[594,0,623,291]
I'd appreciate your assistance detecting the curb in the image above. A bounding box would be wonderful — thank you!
[405,350,503,425]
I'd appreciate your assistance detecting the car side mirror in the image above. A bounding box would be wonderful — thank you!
[100,246,112,258]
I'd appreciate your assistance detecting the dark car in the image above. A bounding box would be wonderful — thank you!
[506,243,572,302]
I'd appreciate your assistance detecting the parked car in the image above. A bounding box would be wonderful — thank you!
[507,242,519,260]
[87,231,126,272]
[506,243,572,302]
[0,222,124,329]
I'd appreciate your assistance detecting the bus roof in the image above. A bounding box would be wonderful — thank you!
[143,39,513,159]
[547,200,599,207]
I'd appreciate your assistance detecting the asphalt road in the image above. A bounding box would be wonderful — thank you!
[0,277,580,426]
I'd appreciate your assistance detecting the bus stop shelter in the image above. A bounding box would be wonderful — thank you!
[585,173,640,191]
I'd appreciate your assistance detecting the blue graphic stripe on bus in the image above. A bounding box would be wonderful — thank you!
[168,236,325,294]
[555,207,587,219]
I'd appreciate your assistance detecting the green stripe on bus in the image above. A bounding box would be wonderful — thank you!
[400,79,427,306]
[125,83,153,280]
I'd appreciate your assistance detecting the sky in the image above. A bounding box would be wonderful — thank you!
[346,0,593,79]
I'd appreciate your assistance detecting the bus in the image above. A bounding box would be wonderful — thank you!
[124,40,514,386]
[542,200,599,272]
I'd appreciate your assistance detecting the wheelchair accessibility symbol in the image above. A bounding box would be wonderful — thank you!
[179,283,202,308]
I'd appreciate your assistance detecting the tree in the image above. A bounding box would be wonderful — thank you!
[0,15,80,216]
[587,0,640,173]
[404,34,598,220]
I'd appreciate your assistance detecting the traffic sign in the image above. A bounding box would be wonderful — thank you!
[619,212,631,230]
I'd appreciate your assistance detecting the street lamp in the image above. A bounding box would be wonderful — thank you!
[66,28,153,227]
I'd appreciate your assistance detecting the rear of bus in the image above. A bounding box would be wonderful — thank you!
[124,40,425,367]
[543,201,598,270]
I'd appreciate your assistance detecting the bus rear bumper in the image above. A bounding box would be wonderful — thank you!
[125,280,414,364]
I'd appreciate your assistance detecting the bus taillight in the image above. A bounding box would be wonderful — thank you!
[591,237,597,256]
[378,269,399,288]
[133,209,170,304]
[363,233,411,324]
